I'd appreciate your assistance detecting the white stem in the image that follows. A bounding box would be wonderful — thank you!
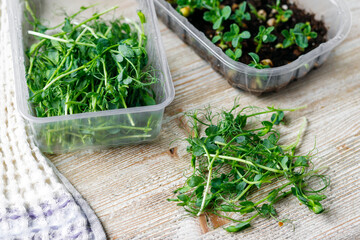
[28,31,70,43]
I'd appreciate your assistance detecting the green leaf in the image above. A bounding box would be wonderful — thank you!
[240,31,251,39]
[234,49,242,59]
[281,29,291,38]
[283,38,293,48]
[174,185,192,194]
[231,36,240,48]
[123,76,133,85]
[211,178,223,189]
[137,10,146,24]
[191,155,196,168]
[240,201,254,207]
[177,194,190,203]
[236,136,246,144]
[310,201,324,214]
[225,49,235,59]
[118,45,135,58]
[230,23,240,34]
[281,156,289,171]
[143,94,156,106]
[51,40,63,52]
[254,174,263,188]
[225,222,251,232]
[294,156,309,167]
[213,17,223,30]
[62,18,73,33]
[214,136,225,144]
[220,205,234,212]
[205,141,219,153]
[221,6,232,20]
[263,139,274,149]
[310,32,318,39]
[113,53,124,63]
[271,111,285,125]
[268,133,278,144]
[307,194,327,201]
[212,35,221,43]
[268,189,279,202]
[188,176,204,187]
[295,34,308,48]
[96,38,110,54]
[249,52,259,63]
[192,145,205,157]
[205,125,218,136]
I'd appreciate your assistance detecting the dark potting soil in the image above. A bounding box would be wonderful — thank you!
[170,0,328,67]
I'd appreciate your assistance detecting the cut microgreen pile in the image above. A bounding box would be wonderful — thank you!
[169,104,329,232]
[25,1,157,119]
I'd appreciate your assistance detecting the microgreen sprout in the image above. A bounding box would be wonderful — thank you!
[230,2,251,28]
[248,52,271,69]
[270,0,293,24]
[169,104,330,233]
[203,5,232,30]
[248,3,266,22]
[254,26,277,53]
[280,22,318,50]
[222,24,250,60]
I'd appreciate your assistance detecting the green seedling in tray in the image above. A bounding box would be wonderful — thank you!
[230,1,251,28]
[248,3,266,22]
[168,103,329,233]
[254,25,277,53]
[223,24,250,60]
[248,52,271,69]
[212,23,250,60]
[280,22,318,50]
[270,0,293,24]
[203,5,232,30]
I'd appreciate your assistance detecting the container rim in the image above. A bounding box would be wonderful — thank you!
[155,0,352,76]
[8,0,175,124]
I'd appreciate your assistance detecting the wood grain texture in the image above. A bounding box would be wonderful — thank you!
[48,1,360,239]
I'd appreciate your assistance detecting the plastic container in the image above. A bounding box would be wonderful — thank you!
[155,0,351,94]
[7,0,175,153]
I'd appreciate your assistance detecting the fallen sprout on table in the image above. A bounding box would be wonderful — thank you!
[169,103,330,233]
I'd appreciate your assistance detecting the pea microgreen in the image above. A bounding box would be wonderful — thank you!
[248,53,270,69]
[230,2,251,28]
[254,26,277,53]
[169,104,329,233]
[248,3,266,22]
[270,0,293,24]
[203,5,232,30]
[280,22,318,50]
[221,23,250,60]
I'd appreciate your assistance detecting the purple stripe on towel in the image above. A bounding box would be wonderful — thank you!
[0,194,95,239]
[1,194,75,221]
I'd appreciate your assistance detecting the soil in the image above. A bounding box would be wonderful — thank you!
[170,0,328,67]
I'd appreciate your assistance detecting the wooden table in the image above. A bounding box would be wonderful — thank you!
[48,1,360,239]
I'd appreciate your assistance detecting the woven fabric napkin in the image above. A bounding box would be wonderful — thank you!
[0,0,106,239]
